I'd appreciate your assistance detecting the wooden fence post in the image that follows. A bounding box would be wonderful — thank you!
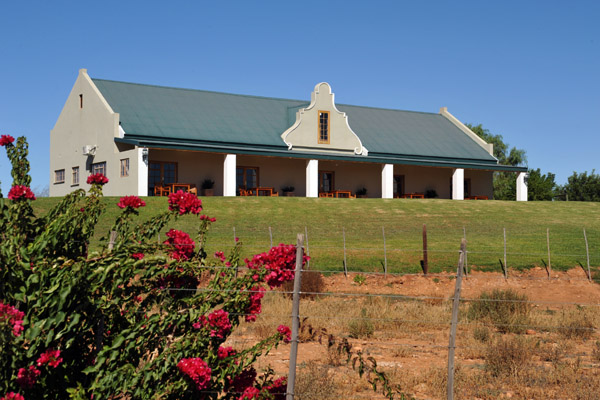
[503,228,508,279]
[546,228,552,279]
[108,231,118,251]
[233,226,236,245]
[584,228,591,282]
[343,227,348,278]
[447,238,466,400]
[286,234,304,400]
[463,227,468,277]
[422,224,429,275]
[305,226,310,270]
[382,226,388,277]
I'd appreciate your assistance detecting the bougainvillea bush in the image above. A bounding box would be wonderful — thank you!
[0,136,306,399]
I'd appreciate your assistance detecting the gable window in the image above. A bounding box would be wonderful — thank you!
[120,158,130,177]
[55,169,65,184]
[72,167,79,185]
[91,162,106,176]
[236,166,259,194]
[319,171,334,193]
[149,161,177,195]
[318,111,330,144]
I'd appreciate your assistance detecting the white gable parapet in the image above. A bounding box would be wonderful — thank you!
[281,83,367,156]
[439,107,494,157]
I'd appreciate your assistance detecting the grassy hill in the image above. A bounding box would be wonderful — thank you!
[31,196,600,275]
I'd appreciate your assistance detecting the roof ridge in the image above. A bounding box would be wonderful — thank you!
[91,77,308,104]
[92,77,439,115]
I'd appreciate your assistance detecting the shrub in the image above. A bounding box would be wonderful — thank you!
[485,336,533,377]
[294,362,340,399]
[472,326,491,343]
[353,274,366,285]
[467,289,530,334]
[281,269,325,300]
[557,308,595,339]
[348,308,374,339]
[0,136,306,399]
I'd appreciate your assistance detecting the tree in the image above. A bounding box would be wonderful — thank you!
[526,168,556,201]
[466,124,526,200]
[557,170,600,201]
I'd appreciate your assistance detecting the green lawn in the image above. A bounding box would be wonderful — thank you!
[31,196,600,275]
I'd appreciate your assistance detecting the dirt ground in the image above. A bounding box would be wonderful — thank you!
[236,268,600,399]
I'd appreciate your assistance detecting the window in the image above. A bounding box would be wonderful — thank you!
[464,178,472,198]
[120,158,129,177]
[236,166,259,194]
[55,169,65,184]
[318,111,330,144]
[149,161,177,195]
[319,171,334,193]
[91,162,106,176]
[79,94,83,109]
[393,175,405,197]
[72,167,79,185]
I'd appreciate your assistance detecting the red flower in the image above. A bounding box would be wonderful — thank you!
[277,325,292,343]
[239,386,260,399]
[117,196,146,209]
[1,393,25,400]
[164,229,195,260]
[217,346,237,359]
[177,357,212,391]
[17,366,40,388]
[7,185,36,201]
[245,286,265,322]
[132,253,145,260]
[0,135,15,146]
[230,367,257,393]
[194,309,232,339]
[87,173,108,185]
[247,244,309,288]
[265,376,287,399]
[36,349,63,368]
[168,190,202,215]
[0,302,25,337]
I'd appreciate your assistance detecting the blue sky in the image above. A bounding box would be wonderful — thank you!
[1,1,598,195]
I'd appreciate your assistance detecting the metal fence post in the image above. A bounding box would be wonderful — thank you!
[269,226,273,248]
[422,224,429,275]
[447,238,466,400]
[503,228,508,279]
[547,228,552,279]
[305,226,310,270]
[286,234,304,400]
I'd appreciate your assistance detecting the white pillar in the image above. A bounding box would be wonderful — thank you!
[306,159,318,198]
[516,171,528,201]
[452,168,464,200]
[137,147,148,196]
[223,154,237,197]
[381,164,393,199]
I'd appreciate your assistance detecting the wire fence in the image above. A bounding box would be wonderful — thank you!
[152,236,600,400]
[189,223,600,278]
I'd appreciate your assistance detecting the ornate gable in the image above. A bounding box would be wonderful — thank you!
[281,82,367,155]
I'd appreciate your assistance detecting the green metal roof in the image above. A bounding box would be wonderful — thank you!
[93,78,519,170]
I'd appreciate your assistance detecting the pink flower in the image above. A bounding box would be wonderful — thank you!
[214,251,226,262]
[117,196,146,209]
[17,366,40,388]
[177,357,212,391]
[0,135,15,146]
[164,229,195,260]
[245,286,265,322]
[1,393,25,400]
[0,302,25,337]
[36,349,63,368]
[131,253,145,260]
[217,346,237,360]
[277,325,292,343]
[7,185,36,201]
[194,309,232,339]
[168,190,202,215]
[87,173,108,185]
